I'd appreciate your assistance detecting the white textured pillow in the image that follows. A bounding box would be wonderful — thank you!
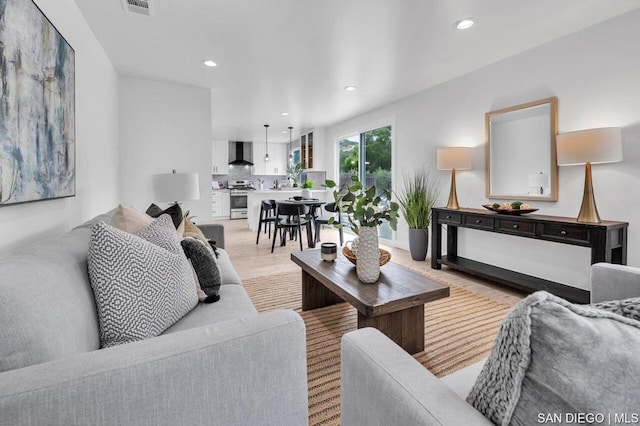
[88,214,198,348]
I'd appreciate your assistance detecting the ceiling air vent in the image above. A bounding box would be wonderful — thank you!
[121,0,154,17]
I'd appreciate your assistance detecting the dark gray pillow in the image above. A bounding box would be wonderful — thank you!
[146,203,183,229]
[181,237,221,303]
[88,215,198,348]
[467,291,640,425]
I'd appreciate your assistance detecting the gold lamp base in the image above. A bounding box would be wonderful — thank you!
[446,168,460,209]
[576,162,601,223]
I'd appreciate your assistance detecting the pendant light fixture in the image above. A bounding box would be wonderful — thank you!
[288,126,294,163]
[264,124,270,162]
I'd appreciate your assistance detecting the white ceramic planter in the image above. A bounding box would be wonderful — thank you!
[356,226,380,283]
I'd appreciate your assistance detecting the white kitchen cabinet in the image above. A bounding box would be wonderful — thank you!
[212,191,230,218]
[253,143,287,175]
[212,140,229,174]
[252,142,266,175]
[268,144,288,175]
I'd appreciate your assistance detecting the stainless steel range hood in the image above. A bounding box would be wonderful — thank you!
[228,141,254,166]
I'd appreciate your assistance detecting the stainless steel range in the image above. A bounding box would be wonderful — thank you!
[228,179,255,220]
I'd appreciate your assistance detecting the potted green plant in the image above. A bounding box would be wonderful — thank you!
[395,170,441,261]
[301,179,313,199]
[326,176,399,283]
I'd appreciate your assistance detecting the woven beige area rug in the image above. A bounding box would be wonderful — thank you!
[243,271,511,426]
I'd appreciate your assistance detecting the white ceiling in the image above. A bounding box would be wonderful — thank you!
[74,0,640,144]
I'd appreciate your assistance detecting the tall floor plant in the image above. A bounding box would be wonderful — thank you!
[396,170,441,260]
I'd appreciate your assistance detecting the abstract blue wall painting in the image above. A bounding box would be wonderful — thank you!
[0,0,75,206]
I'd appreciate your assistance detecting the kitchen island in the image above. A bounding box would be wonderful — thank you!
[247,189,330,232]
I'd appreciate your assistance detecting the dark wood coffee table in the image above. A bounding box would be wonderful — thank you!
[291,250,450,354]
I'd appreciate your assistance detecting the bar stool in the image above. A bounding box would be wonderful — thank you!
[271,202,312,252]
[256,199,277,244]
[314,202,343,246]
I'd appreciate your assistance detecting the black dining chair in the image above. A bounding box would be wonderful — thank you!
[314,202,343,246]
[271,202,312,252]
[306,199,323,221]
[256,200,277,244]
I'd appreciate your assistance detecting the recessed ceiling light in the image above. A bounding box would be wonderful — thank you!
[282,130,288,134]
[203,60,217,67]
[344,86,357,92]
[281,112,289,116]
[455,18,474,30]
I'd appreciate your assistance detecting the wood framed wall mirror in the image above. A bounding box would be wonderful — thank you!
[485,97,558,201]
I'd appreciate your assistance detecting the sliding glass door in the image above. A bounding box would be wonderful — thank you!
[337,125,393,239]
[338,135,359,189]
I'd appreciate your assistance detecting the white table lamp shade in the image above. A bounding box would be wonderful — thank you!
[437,147,472,170]
[555,127,623,223]
[528,172,549,188]
[153,172,200,203]
[556,127,623,166]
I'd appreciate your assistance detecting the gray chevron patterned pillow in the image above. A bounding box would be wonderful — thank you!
[88,214,198,348]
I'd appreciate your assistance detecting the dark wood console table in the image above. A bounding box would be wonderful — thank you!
[431,207,628,303]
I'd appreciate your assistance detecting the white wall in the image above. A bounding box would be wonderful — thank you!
[327,10,640,289]
[119,78,212,221]
[0,0,120,255]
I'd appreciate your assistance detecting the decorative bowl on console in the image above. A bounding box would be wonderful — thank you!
[482,201,538,215]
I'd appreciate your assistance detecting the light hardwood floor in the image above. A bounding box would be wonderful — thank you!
[220,218,527,308]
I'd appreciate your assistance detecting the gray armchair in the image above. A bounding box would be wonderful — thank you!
[340,263,640,426]
[590,262,640,303]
